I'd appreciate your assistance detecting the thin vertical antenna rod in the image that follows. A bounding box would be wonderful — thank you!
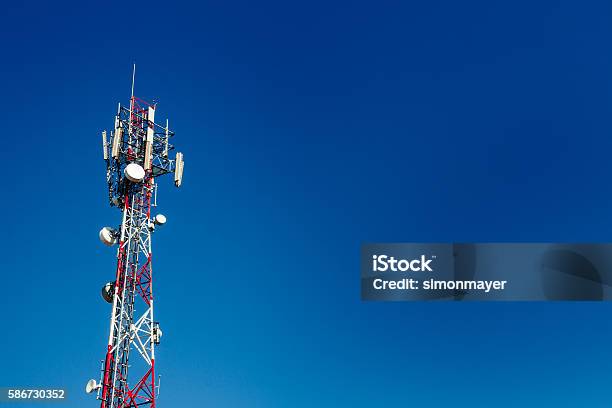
[131,63,136,102]
[129,64,136,140]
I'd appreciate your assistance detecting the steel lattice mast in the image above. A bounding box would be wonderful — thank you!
[87,68,184,407]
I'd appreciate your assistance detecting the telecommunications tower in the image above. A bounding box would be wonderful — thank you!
[86,66,185,407]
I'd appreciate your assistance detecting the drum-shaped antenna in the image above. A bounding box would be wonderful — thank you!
[99,227,117,246]
[101,282,114,303]
[154,214,167,225]
[125,163,145,183]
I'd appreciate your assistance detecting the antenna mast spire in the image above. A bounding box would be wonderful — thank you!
[131,63,136,101]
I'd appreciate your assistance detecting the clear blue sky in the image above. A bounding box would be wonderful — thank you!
[2,0,612,406]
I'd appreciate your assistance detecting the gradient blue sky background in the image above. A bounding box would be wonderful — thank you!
[1,0,612,406]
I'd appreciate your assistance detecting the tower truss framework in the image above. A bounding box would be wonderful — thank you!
[93,89,184,408]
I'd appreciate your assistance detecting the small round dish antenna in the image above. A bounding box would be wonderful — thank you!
[99,227,117,246]
[154,214,167,225]
[153,324,163,344]
[125,163,145,183]
[101,282,114,303]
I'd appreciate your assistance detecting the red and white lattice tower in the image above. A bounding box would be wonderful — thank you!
[87,67,184,407]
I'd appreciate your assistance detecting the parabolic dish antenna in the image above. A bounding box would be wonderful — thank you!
[101,282,114,303]
[99,227,116,246]
[125,162,145,183]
